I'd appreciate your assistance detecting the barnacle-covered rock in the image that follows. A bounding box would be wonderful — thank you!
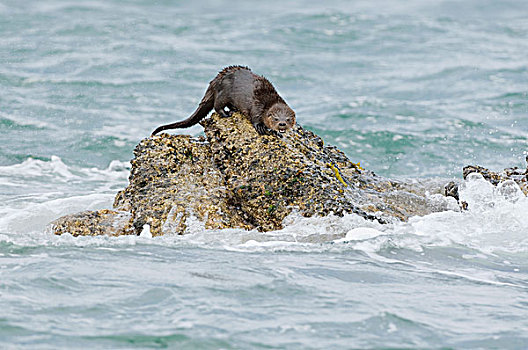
[50,209,133,237]
[462,159,528,195]
[50,112,456,237]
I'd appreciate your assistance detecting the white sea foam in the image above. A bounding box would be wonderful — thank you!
[0,156,129,190]
[1,163,526,258]
[0,193,114,235]
[344,227,388,241]
[386,174,528,254]
[0,155,74,180]
[0,156,122,177]
[177,174,528,255]
[0,156,130,243]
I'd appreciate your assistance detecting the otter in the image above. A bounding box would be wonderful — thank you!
[151,66,296,136]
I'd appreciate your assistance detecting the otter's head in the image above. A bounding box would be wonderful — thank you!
[263,103,296,134]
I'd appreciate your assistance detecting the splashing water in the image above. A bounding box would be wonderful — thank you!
[2,0,528,348]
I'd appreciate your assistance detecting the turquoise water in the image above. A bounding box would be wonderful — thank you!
[1,0,528,348]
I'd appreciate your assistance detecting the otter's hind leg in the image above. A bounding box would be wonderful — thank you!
[225,103,238,116]
[213,93,232,118]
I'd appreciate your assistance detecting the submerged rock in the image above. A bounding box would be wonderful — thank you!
[51,112,459,237]
[51,209,133,237]
[462,158,528,195]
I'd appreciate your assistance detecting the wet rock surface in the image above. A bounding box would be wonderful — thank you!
[51,209,133,237]
[51,112,475,237]
[462,158,528,195]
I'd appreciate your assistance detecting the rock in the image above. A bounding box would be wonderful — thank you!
[49,112,455,237]
[462,158,528,195]
[51,209,133,237]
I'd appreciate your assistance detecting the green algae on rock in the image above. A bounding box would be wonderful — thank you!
[50,112,457,237]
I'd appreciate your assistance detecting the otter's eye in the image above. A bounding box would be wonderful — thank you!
[274,117,279,122]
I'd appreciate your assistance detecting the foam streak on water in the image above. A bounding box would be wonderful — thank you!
[1,0,528,348]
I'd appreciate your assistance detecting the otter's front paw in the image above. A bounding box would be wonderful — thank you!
[254,123,269,135]
[270,129,283,138]
[254,123,282,138]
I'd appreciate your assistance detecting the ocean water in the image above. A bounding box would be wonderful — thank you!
[1,0,527,348]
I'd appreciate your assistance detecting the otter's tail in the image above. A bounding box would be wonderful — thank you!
[151,85,215,136]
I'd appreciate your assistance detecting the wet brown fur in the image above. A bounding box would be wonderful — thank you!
[151,66,295,136]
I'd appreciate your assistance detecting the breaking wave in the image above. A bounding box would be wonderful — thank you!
[1,165,527,261]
